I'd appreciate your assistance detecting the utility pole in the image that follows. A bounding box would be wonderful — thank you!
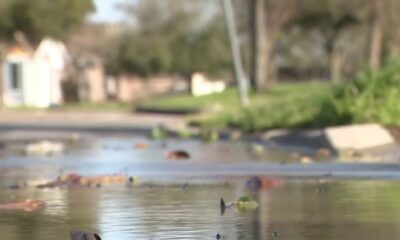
[222,0,249,107]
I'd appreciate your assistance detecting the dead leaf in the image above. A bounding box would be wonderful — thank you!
[133,143,149,149]
[165,150,190,160]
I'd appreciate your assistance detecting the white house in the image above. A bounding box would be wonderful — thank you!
[2,38,68,108]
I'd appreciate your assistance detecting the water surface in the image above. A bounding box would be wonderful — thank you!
[1,180,400,239]
[0,136,400,239]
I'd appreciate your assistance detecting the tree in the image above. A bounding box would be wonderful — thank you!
[111,0,231,78]
[375,0,400,62]
[248,0,299,91]
[368,0,384,69]
[0,0,95,43]
[0,0,94,105]
[292,0,359,82]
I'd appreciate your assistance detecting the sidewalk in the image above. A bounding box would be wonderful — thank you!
[0,110,187,133]
[0,109,399,160]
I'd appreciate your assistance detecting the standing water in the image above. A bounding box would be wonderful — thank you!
[0,134,399,240]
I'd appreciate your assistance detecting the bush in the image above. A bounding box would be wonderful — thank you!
[227,59,400,131]
[323,59,400,126]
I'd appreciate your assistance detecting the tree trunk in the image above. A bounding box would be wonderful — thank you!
[330,50,345,83]
[389,31,400,58]
[0,44,6,106]
[250,0,270,92]
[369,0,383,69]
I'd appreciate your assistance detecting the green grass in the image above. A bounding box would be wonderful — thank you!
[60,102,134,111]
[141,81,333,131]
[142,58,400,132]
[138,88,241,111]
[321,58,400,126]
[221,82,334,131]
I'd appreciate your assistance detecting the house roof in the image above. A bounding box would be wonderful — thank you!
[6,45,31,58]
[34,38,69,70]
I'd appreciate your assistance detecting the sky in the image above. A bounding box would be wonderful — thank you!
[89,0,129,23]
[89,0,218,24]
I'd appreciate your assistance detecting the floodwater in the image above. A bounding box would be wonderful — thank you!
[1,135,400,240]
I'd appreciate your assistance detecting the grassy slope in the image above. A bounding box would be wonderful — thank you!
[140,81,333,131]
[141,59,400,132]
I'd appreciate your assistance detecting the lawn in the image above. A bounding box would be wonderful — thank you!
[141,59,400,132]
[60,102,134,111]
[140,81,333,131]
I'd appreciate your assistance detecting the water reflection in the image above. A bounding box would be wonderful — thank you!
[0,137,400,239]
[0,180,400,239]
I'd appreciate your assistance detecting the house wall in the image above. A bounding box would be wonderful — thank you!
[2,40,68,108]
[116,75,187,102]
[2,56,34,107]
[34,38,68,107]
[87,64,106,103]
[191,73,226,97]
[32,58,52,108]
[21,59,38,106]
[117,75,146,102]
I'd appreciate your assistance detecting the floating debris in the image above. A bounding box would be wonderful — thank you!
[133,143,149,149]
[246,177,262,189]
[220,196,258,216]
[4,182,27,190]
[301,156,313,164]
[165,150,190,160]
[220,198,226,216]
[70,231,102,240]
[246,177,284,190]
[79,175,130,186]
[25,140,64,156]
[260,177,284,190]
[270,231,280,238]
[250,144,265,156]
[317,148,331,157]
[37,174,136,188]
[216,233,223,239]
[0,199,46,212]
[235,196,259,211]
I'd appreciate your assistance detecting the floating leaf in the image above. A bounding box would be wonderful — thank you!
[236,196,258,210]
[220,196,258,215]
[237,196,253,202]
[236,200,259,210]
[165,150,190,160]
